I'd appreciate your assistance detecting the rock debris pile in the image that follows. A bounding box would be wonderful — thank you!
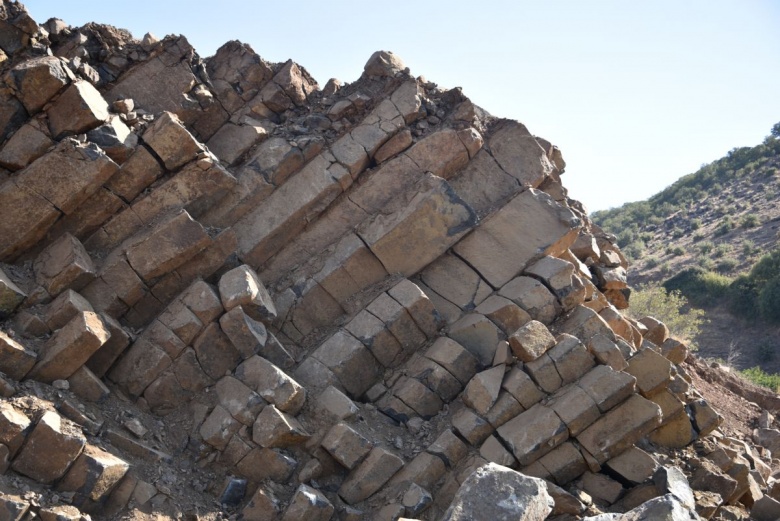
[1,2,780,520]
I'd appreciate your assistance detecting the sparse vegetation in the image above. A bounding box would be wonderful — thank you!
[740,367,780,392]
[627,285,705,348]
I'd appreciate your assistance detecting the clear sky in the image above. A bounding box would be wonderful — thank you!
[25,1,780,212]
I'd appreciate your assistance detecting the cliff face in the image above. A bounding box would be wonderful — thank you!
[0,3,776,521]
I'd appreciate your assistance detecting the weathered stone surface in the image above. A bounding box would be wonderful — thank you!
[497,403,568,465]
[462,365,504,415]
[338,447,404,504]
[420,253,492,312]
[549,384,600,437]
[588,334,628,371]
[751,495,780,521]
[321,422,373,470]
[126,210,211,282]
[442,462,554,521]
[0,494,29,521]
[44,289,94,331]
[452,408,493,446]
[0,403,30,457]
[387,278,444,339]
[0,120,54,171]
[12,411,86,484]
[606,447,659,486]
[499,276,560,325]
[365,292,426,359]
[200,405,242,451]
[475,295,532,336]
[252,405,310,448]
[57,445,129,503]
[479,434,517,467]
[576,364,636,413]
[28,311,109,383]
[311,330,382,398]
[364,50,405,77]
[67,365,110,403]
[577,394,662,464]
[86,115,137,164]
[6,56,73,113]
[406,128,470,179]
[489,120,554,188]
[0,269,26,319]
[34,233,95,297]
[624,347,673,397]
[0,331,36,381]
[535,441,588,485]
[454,189,580,288]
[357,174,477,277]
[688,399,722,437]
[425,337,480,385]
[85,314,131,378]
[392,376,444,419]
[234,354,304,414]
[216,375,265,426]
[408,354,462,402]
[448,313,502,367]
[525,352,563,394]
[526,256,586,311]
[345,309,405,368]
[219,264,277,323]
[281,484,334,521]
[502,366,545,408]
[142,111,204,170]
[47,80,109,138]
[509,320,556,362]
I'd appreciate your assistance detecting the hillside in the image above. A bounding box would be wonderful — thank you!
[592,131,780,370]
[3,2,780,521]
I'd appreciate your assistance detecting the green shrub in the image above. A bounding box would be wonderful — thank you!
[664,267,731,306]
[759,278,780,322]
[727,274,760,318]
[740,367,780,392]
[690,219,702,231]
[741,214,760,228]
[645,256,660,269]
[698,241,714,255]
[742,240,757,256]
[627,286,705,348]
[716,258,738,273]
[693,232,705,242]
[715,218,734,237]
[713,244,729,258]
[672,246,685,257]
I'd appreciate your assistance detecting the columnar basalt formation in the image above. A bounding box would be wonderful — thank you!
[0,3,777,521]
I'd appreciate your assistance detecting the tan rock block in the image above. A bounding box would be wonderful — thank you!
[576,394,662,464]
[587,334,628,371]
[576,364,636,413]
[499,276,560,325]
[241,487,280,521]
[690,459,738,503]
[536,441,588,485]
[454,188,580,287]
[0,268,26,319]
[479,434,517,467]
[219,264,277,324]
[171,348,214,392]
[12,411,86,484]
[509,320,556,362]
[34,233,95,297]
[316,385,358,421]
[501,366,545,408]
[0,403,30,457]
[67,365,110,403]
[0,331,36,380]
[57,445,129,503]
[407,354,462,402]
[546,334,595,384]
[388,452,446,493]
[193,322,242,381]
[207,122,268,166]
[488,120,553,188]
[5,56,73,113]
[526,256,586,311]
[405,128,469,179]
[452,407,493,446]
[47,80,108,138]
[345,309,405,368]
[126,210,211,282]
[234,354,304,414]
[312,330,382,398]
[475,295,532,336]
[0,494,29,521]
[525,352,563,394]
[0,178,60,262]
[44,289,94,331]
[200,405,241,450]
[649,410,696,448]
[143,371,191,415]
[427,429,469,470]
[462,365,504,415]
[424,337,479,385]
[216,376,265,426]
[142,111,205,170]
[624,347,673,397]
[449,147,520,217]
[281,484,334,521]
[485,391,525,429]
[374,128,413,163]
[252,405,309,448]
[357,173,477,277]
[104,146,164,202]
[321,422,373,470]
[157,300,203,345]
[448,313,502,367]
[549,384,600,436]
[107,333,173,398]
[555,305,617,343]
[605,446,659,485]
[366,292,426,358]
[387,278,444,339]
[392,376,444,419]
[419,253,492,311]
[338,447,405,504]
[99,257,147,308]
[581,471,624,505]
[28,311,109,383]
[497,403,568,465]
[37,505,82,521]
[237,446,297,482]
[218,306,266,360]
[660,337,688,365]
[689,399,723,437]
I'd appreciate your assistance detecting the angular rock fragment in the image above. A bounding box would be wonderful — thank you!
[12,411,86,484]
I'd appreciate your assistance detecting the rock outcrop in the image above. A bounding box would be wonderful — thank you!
[0,2,776,521]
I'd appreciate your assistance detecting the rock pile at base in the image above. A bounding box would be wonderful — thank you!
[1,2,779,520]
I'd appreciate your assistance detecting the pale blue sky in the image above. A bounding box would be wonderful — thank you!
[26,1,780,211]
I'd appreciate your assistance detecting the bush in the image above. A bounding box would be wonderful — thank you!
[716,258,738,273]
[740,367,780,392]
[672,246,685,257]
[664,267,731,306]
[759,278,780,323]
[741,214,760,228]
[690,218,702,231]
[715,218,734,237]
[727,274,760,318]
[698,241,714,255]
[627,286,705,348]
[758,341,776,364]
[713,244,729,258]
[645,256,660,269]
